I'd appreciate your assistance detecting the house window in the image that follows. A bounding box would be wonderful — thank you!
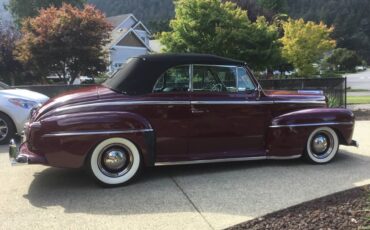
[114,63,123,68]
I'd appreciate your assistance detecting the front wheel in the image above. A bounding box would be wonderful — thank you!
[89,137,142,187]
[304,127,339,164]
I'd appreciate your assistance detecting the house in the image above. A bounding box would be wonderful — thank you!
[106,14,152,73]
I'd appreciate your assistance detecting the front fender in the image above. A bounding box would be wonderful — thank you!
[30,111,155,168]
[266,108,355,157]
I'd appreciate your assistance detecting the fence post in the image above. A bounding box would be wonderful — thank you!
[344,77,347,108]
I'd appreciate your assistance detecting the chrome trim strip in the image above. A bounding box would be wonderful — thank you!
[56,99,325,112]
[269,122,353,128]
[267,155,302,160]
[56,101,191,112]
[154,155,302,166]
[191,101,273,105]
[274,100,325,104]
[43,129,153,137]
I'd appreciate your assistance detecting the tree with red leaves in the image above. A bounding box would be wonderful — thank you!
[16,4,112,84]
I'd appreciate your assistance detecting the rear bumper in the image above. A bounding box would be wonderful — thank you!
[9,138,47,166]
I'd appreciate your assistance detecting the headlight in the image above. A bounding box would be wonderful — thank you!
[9,98,38,109]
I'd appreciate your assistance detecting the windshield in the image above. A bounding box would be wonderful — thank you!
[0,82,10,90]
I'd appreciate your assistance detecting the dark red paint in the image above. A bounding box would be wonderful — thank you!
[22,80,355,168]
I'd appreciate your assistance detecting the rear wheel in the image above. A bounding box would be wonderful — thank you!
[0,113,16,145]
[304,127,339,164]
[89,138,142,187]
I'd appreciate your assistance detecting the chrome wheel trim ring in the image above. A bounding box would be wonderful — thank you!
[310,131,334,159]
[306,127,339,163]
[97,144,134,178]
[0,118,9,142]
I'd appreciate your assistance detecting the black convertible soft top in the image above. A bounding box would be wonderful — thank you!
[103,53,246,95]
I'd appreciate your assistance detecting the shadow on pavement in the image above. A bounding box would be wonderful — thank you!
[23,150,370,216]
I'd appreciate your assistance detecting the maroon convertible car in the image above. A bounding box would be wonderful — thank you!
[9,54,358,186]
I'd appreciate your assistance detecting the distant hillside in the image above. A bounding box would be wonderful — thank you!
[88,0,370,61]
[88,0,174,24]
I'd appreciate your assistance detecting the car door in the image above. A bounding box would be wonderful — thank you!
[188,65,269,160]
[141,65,192,162]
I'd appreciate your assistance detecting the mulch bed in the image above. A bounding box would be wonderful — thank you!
[228,186,370,230]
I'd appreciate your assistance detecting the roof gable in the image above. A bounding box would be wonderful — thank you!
[112,28,152,51]
[133,21,151,35]
[117,31,146,48]
[106,14,132,29]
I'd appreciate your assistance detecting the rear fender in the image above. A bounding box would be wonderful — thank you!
[266,108,355,157]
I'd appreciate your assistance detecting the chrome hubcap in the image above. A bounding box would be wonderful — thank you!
[0,118,8,141]
[97,144,133,178]
[312,135,328,154]
[310,131,334,159]
[103,150,126,170]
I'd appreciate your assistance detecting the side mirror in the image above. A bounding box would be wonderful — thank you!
[255,84,263,100]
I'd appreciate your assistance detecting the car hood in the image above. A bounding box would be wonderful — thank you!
[35,86,100,120]
[264,90,326,102]
[0,89,49,103]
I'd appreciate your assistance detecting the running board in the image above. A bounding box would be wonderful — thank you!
[154,155,302,166]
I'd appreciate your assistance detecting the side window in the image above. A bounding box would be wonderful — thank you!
[192,65,237,93]
[237,67,255,92]
[153,65,190,93]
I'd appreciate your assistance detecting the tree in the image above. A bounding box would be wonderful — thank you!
[15,4,112,84]
[280,18,336,76]
[256,0,286,14]
[0,21,22,85]
[159,0,281,71]
[325,48,363,72]
[6,0,86,26]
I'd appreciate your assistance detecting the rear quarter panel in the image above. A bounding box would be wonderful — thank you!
[266,108,355,157]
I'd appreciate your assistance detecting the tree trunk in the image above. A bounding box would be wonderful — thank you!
[69,73,79,85]
[10,75,15,86]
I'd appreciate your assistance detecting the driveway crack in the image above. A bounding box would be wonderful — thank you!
[170,175,214,230]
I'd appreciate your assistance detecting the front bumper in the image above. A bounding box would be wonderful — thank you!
[9,137,47,166]
[349,140,359,148]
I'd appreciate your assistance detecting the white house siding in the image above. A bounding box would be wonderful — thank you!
[110,46,149,71]
[135,30,149,45]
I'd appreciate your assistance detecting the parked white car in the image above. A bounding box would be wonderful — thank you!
[0,82,49,144]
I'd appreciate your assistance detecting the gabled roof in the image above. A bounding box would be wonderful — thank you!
[109,28,152,51]
[106,14,134,29]
[133,21,151,35]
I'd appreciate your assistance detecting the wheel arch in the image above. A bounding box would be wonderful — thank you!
[36,111,156,168]
[266,108,355,157]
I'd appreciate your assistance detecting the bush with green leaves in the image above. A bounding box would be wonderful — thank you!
[159,0,282,71]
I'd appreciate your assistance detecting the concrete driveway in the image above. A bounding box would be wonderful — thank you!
[1,122,370,230]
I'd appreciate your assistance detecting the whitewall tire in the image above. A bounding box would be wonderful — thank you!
[89,138,141,186]
[304,127,339,164]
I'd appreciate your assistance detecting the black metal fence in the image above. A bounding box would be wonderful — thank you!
[259,77,347,108]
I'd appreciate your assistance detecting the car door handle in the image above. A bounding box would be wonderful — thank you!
[191,108,205,114]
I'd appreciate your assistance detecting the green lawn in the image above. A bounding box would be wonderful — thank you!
[347,96,370,104]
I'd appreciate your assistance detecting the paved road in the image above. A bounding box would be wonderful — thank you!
[346,69,370,90]
[1,122,370,230]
